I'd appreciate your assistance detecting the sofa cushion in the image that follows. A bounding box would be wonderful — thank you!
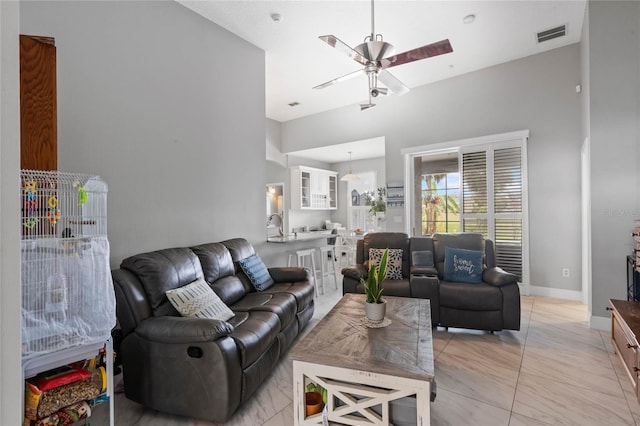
[362,233,410,277]
[369,248,403,280]
[120,248,204,316]
[262,281,314,314]
[221,238,256,265]
[433,233,485,278]
[238,254,274,291]
[439,282,502,311]
[165,278,234,321]
[444,247,483,284]
[412,250,434,267]
[227,310,281,368]
[191,243,236,282]
[229,292,296,331]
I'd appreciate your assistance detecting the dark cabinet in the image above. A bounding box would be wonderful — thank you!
[628,256,640,302]
[20,34,57,170]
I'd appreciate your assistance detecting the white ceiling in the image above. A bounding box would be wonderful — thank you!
[178,0,586,124]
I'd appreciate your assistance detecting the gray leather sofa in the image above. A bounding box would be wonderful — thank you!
[342,232,520,331]
[112,238,315,422]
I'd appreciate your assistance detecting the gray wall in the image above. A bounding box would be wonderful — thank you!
[21,1,266,267]
[283,44,584,293]
[587,1,640,318]
[1,1,23,423]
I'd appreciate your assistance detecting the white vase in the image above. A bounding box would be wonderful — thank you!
[375,212,385,231]
[365,300,386,322]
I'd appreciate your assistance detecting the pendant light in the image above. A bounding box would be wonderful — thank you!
[341,152,360,181]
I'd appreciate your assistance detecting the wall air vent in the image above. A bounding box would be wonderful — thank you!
[537,24,567,43]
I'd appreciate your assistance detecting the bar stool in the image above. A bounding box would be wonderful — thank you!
[318,245,339,290]
[287,248,322,297]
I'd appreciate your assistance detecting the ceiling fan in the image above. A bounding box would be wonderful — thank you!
[314,0,453,110]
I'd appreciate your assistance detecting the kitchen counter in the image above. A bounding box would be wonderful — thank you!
[267,230,333,243]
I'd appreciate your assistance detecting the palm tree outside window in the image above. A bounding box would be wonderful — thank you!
[421,173,460,235]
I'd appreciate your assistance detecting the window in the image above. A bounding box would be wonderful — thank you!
[421,172,460,235]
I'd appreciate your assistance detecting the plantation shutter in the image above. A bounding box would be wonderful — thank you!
[461,145,523,279]
[493,147,523,278]
[461,151,488,236]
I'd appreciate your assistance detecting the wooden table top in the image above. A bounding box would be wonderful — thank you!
[611,299,640,337]
[290,294,434,382]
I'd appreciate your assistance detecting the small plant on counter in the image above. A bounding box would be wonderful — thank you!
[366,187,386,215]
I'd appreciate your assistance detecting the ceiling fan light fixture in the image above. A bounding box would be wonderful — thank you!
[354,40,395,62]
[341,173,360,181]
[270,13,282,23]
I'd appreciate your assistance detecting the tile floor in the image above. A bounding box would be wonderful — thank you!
[91,278,639,425]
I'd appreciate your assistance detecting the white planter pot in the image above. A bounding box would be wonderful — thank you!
[365,300,386,322]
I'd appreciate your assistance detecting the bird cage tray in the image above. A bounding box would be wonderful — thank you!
[20,170,116,359]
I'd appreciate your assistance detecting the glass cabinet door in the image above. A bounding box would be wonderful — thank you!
[329,175,337,208]
[300,171,310,208]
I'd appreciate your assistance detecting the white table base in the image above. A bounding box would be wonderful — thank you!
[293,360,431,426]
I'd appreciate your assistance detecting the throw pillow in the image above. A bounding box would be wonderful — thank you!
[166,278,234,321]
[369,248,403,280]
[412,250,434,267]
[443,247,483,284]
[238,254,274,291]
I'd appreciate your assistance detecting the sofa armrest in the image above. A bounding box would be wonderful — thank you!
[410,266,438,276]
[268,267,309,283]
[341,264,368,281]
[135,316,234,344]
[483,267,519,287]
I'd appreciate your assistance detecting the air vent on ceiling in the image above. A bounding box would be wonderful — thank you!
[537,24,567,43]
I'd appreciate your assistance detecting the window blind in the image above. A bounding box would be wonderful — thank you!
[494,147,523,278]
[461,146,523,279]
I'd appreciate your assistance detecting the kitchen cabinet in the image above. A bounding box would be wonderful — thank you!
[290,166,338,210]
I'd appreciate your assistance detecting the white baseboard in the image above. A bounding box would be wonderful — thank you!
[528,285,583,301]
[589,314,610,331]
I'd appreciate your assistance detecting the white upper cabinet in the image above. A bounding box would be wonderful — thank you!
[290,166,338,210]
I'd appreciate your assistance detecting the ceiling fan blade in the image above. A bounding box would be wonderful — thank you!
[319,35,369,66]
[313,69,365,90]
[377,69,409,96]
[380,39,453,69]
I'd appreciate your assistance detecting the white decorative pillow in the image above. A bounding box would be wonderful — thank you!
[166,278,234,321]
[368,248,403,280]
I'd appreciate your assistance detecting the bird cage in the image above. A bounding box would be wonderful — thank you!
[20,170,116,359]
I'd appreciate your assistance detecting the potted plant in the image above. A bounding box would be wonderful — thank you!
[361,247,388,322]
[305,382,327,417]
[366,187,387,217]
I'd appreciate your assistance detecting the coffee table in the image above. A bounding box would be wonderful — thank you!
[290,294,434,425]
